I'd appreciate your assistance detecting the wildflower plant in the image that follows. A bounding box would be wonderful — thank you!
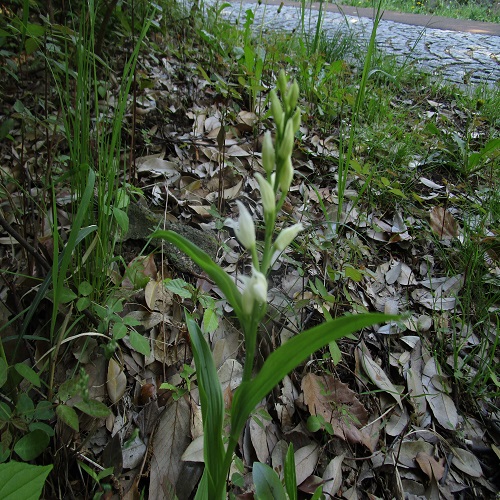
[152,71,395,498]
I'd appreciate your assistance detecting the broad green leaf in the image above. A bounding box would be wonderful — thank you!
[76,297,91,311]
[186,314,225,499]
[28,422,54,437]
[16,393,34,421]
[164,278,192,299]
[14,430,49,461]
[284,443,297,500]
[231,314,397,443]
[74,399,110,418]
[0,461,52,500]
[113,207,129,233]
[0,358,8,388]
[57,378,80,401]
[152,230,243,320]
[78,281,93,296]
[253,462,287,500]
[328,340,342,365]
[33,401,54,421]
[14,363,40,388]
[202,308,218,334]
[56,405,79,432]
[129,330,150,356]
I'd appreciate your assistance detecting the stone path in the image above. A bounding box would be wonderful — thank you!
[204,0,500,87]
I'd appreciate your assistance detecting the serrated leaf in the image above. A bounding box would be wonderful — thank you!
[74,399,110,418]
[129,330,150,356]
[56,405,79,432]
[14,364,40,388]
[0,461,52,500]
[107,358,127,404]
[164,278,192,298]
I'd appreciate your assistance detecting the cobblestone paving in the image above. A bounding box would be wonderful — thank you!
[205,0,500,87]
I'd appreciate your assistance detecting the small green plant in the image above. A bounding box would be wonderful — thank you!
[153,71,396,498]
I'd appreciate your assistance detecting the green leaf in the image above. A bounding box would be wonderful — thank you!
[186,314,225,499]
[129,330,150,356]
[57,287,78,304]
[76,297,91,312]
[14,364,41,388]
[164,278,192,299]
[328,340,342,365]
[14,430,49,461]
[33,401,54,421]
[56,405,79,432]
[57,378,80,401]
[152,230,243,320]
[202,308,218,334]
[16,393,34,421]
[0,358,8,388]
[284,443,297,500]
[74,399,110,418]
[231,314,397,444]
[113,322,128,340]
[78,281,93,296]
[306,415,322,432]
[0,402,12,423]
[253,462,287,500]
[0,461,52,500]
[28,422,54,437]
[113,207,129,233]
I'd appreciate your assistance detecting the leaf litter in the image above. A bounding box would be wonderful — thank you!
[0,5,499,499]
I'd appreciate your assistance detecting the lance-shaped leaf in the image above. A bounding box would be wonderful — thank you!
[229,314,397,448]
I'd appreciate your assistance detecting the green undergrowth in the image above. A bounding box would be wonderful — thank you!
[337,0,500,23]
[0,0,499,496]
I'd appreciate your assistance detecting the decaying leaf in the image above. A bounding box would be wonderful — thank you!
[358,342,403,409]
[429,206,459,240]
[107,358,127,404]
[451,447,483,478]
[302,373,372,449]
[416,451,445,481]
[422,358,458,430]
[294,444,319,486]
[149,397,201,498]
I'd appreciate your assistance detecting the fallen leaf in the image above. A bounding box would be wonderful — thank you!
[451,447,483,478]
[294,444,319,486]
[107,358,127,404]
[358,342,403,409]
[430,206,458,240]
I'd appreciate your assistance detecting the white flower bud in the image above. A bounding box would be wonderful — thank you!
[255,173,276,217]
[286,80,299,110]
[278,120,294,160]
[270,90,284,131]
[234,200,256,250]
[274,223,304,251]
[242,267,268,315]
[292,107,301,133]
[279,156,294,193]
[277,70,288,97]
[261,131,275,175]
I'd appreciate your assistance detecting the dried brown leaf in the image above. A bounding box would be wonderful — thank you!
[430,206,458,240]
[107,358,127,404]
